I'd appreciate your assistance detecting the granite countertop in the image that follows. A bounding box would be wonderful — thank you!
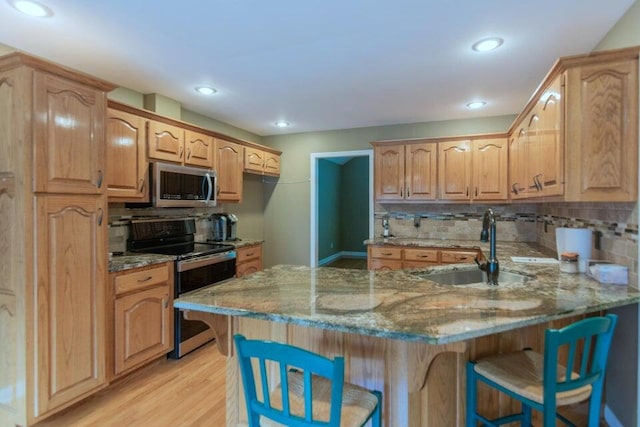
[109,253,176,273]
[174,241,640,344]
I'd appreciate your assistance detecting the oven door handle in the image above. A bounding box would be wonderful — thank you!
[203,173,213,204]
[177,251,236,272]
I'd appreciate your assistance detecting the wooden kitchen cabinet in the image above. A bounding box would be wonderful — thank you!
[236,243,263,277]
[185,129,214,168]
[33,71,106,194]
[215,138,244,202]
[439,138,508,201]
[0,53,114,426]
[564,57,638,201]
[106,108,149,201]
[111,263,174,378]
[148,120,185,163]
[35,194,107,417]
[244,146,282,177]
[368,245,481,270]
[374,141,437,201]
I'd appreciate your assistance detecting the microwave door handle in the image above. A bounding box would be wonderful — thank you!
[204,173,213,203]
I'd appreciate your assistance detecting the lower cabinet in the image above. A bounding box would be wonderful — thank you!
[236,243,263,277]
[368,244,481,271]
[110,263,174,379]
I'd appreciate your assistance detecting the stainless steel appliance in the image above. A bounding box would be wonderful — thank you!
[227,213,238,240]
[128,218,235,359]
[151,162,217,208]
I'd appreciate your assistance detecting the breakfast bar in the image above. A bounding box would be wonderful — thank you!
[175,242,640,426]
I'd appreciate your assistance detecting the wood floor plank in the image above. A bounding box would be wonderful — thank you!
[36,343,226,427]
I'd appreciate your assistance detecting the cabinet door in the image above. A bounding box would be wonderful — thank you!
[237,259,262,278]
[33,72,106,194]
[148,120,184,163]
[438,140,472,200]
[525,112,544,196]
[114,284,173,376]
[264,152,281,176]
[374,144,405,200]
[185,130,213,168]
[509,127,528,199]
[244,147,265,174]
[565,60,638,201]
[35,195,106,416]
[406,143,437,200]
[473,138,508,201]
[106,109,148,200]
[538,75,564,197]
[215,139,243,202]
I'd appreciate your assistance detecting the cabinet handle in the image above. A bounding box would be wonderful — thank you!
[0,172,15,198]
[533,174,543,191]
[187,148,192,160]
[400,187,403,197]
[139,178,145,192]
[179,146,184,159]
[245,252,254,257]
[164,297,169,308]
[137,276,153,283]
[97,208,104,226]
[418,255,430,258]
[466,187,469,197]
[407,187,410,198]
[97,170,103,188]
[381,252,393,256]
[475,187,478,197]
[511,183,519,195]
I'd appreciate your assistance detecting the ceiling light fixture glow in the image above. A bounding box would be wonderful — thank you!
[10,0,52,17]
[274,121,290,128]
[472,37,503,52]
[195,86,217,95]
[466,101,487,109]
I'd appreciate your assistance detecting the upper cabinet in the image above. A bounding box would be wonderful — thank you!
[184,130,214,168]
[374,142,437,201]
[564,57,638,201]
[244,146,281,177]
[147,120,185,164]
[439,138,508,202]
[216,138,244,202]
[106,108,148,201]
[33,72,106,194]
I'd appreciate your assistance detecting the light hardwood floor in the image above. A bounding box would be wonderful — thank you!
[36,343,226,427]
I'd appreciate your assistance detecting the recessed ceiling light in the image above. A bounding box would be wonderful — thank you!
[466,101,487,109]
[195,86,217,95]
[274,121,290,128]
[9,0,52,17]
[472,37,503,52]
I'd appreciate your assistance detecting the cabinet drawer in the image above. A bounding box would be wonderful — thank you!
[404,248,439,262]
[115,264,170,295]
[236,244,262,263]
[440,250,478,264]
[369,246,402,260]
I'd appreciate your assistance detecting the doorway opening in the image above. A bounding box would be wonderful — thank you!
[310,150,373,268]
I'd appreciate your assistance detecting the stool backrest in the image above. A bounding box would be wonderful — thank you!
[543,314,617,401]
[234,334,345,427]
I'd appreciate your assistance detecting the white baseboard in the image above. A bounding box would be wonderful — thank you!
[318,251,366,266]
[604,404,624,427]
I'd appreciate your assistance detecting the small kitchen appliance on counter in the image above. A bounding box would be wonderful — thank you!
[211,213,239,241]
[555,227,592,273]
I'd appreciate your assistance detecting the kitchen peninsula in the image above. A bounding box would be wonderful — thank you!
[175,241,640,426]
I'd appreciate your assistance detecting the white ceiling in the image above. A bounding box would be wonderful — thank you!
[0,0,635,136]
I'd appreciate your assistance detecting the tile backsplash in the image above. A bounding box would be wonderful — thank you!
[376,201,638,287]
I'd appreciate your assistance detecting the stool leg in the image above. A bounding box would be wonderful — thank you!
[588,385,603,427]
[466,362,477,427]
[522,403,532,427]
[371,390,382,427]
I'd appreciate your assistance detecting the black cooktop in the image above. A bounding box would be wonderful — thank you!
[127,218,234,260]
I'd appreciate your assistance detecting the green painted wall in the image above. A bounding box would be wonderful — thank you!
[0,42,16,55]
[340,157,369,253]
[595,0,640,51]
[317,159,341,260]
[260,115,516,267]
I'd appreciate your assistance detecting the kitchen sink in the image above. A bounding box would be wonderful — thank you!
[419,269,531,285]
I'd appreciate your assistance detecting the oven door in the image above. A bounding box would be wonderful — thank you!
[169,252,236,359]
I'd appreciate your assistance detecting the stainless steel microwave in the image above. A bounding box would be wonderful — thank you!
[151,162,217,208]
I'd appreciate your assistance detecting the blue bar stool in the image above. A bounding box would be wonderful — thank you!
[466,314,617,427]
[234,334,382,427]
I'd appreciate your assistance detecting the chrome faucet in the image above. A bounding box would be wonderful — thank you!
[476,208,499,285]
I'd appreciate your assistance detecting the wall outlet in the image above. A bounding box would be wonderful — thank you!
[330,242,334,249]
